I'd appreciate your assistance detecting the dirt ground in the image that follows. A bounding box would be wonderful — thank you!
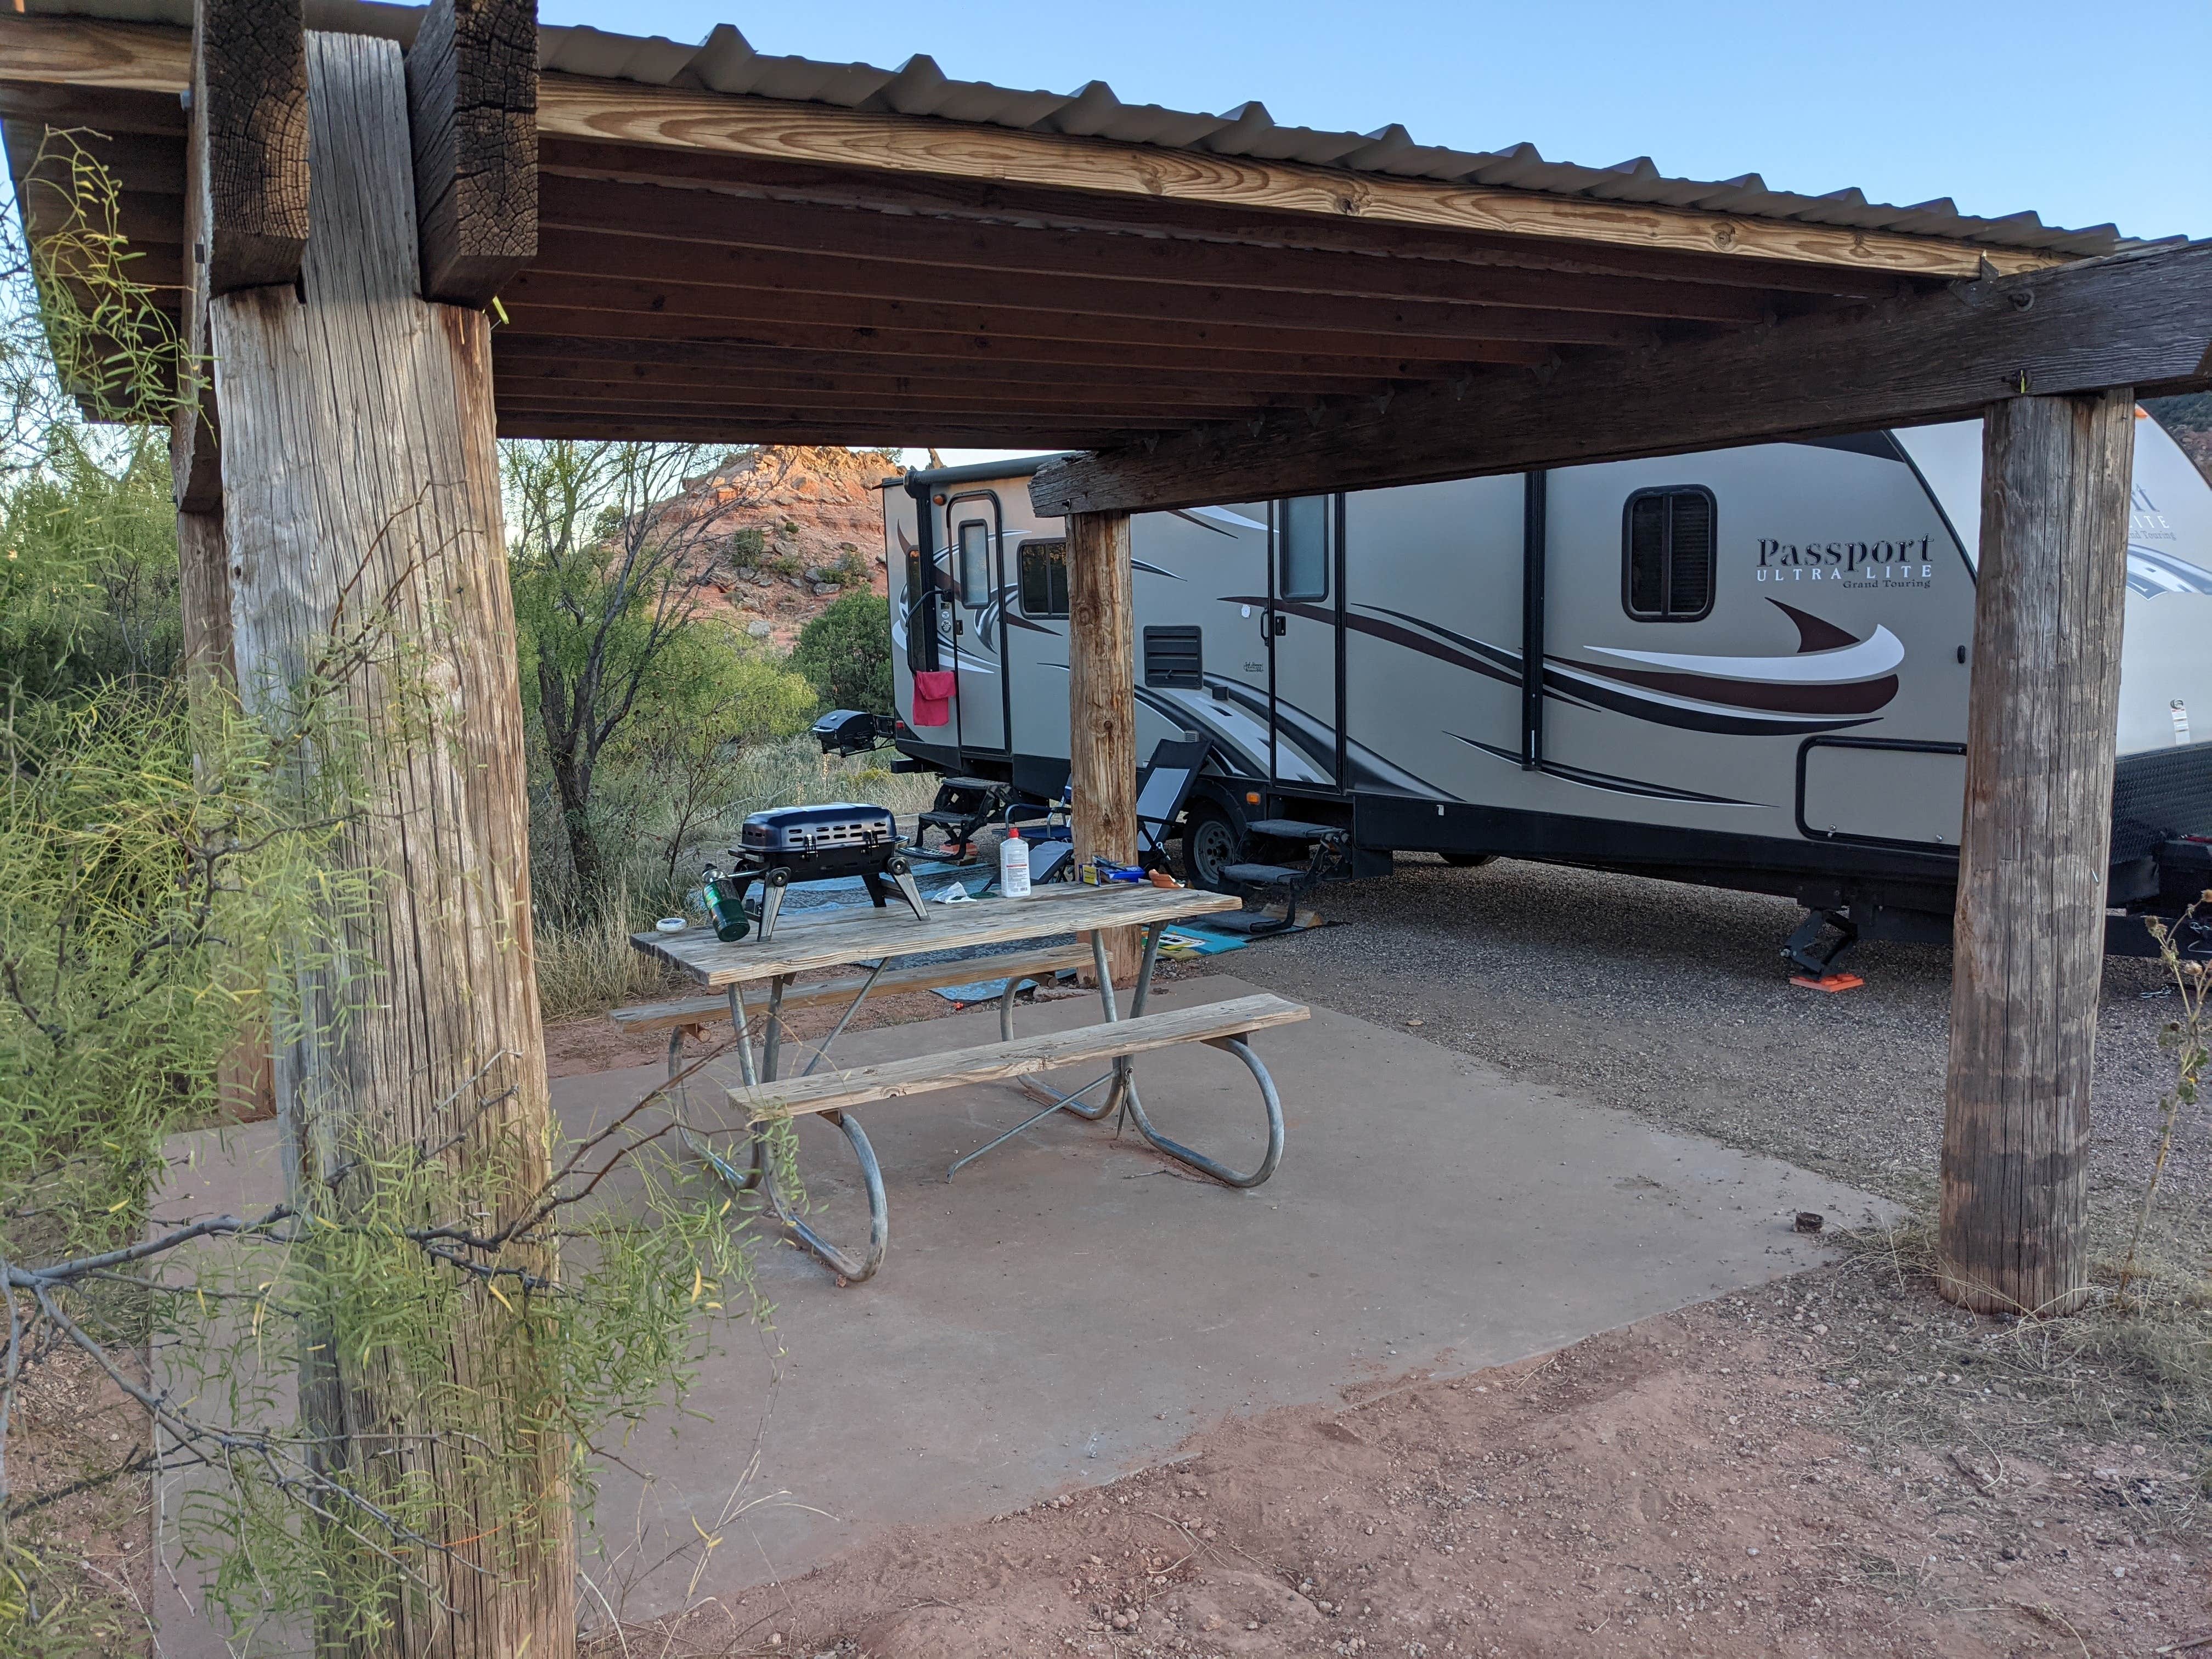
[586,1273,2204,1658]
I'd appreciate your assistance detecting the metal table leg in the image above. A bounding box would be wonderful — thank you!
[1014,926,1149,1123]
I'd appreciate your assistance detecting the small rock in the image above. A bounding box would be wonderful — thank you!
[812,581,840,595]
[746,618,774,639]
[1794,1210,1825,1233]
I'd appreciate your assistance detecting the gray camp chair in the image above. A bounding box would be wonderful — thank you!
[1135,737,1211,871]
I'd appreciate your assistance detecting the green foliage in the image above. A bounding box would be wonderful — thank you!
[727,525,765,562]
[789,591,894,716]
[20,131,194,428]
[0,431,182,697]
[0,158,778,1658]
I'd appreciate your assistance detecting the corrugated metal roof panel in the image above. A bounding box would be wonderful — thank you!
[18,0,2163,257]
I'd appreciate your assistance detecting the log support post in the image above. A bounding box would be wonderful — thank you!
[1066,509,1140,984]
[1939,387,2135,1317]
[192,0,565,1649]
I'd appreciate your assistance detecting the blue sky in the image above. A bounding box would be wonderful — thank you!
[541,0,2211,244]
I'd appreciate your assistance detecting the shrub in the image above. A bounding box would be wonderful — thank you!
[789,591,893,715]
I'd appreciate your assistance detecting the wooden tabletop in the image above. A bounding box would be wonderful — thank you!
[630,882,1244,988]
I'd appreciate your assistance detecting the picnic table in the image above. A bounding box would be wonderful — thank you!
[627,883,1308,1282]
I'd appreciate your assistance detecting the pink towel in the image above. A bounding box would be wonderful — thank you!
[912,669,956,727]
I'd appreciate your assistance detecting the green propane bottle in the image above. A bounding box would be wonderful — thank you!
[701,863,751,943]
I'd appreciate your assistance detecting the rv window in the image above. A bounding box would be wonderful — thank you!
[1278,495,1329,601]
[1018,538,1070,618]
[1143,625,1204,689]
[955,520,991,607]
[1623,487,1717,620]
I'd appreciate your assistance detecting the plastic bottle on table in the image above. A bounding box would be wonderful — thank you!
[999,821,1031,898]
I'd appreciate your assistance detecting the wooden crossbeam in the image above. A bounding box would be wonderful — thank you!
[488,309,1550,372]
[497,414,1150,447]
[512,240,1671,349]
[492,334,1411,394]
[493,393,1202,430]
[501,268,1660,351]
[405,0,537,306]
[528,76,2064,282]
[1031,241,2212,516]
[493,369,1285,415]
[537,176,1778,324]
[722,993,1308,1122]
[535,138,1921,300]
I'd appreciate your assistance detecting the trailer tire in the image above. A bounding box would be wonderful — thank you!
[1178,798,1244,893]
[1440,852,1496,868]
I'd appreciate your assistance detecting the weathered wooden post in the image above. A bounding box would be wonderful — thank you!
[1066,509,1140,981]
[1939,388,2135,1317]
[185,0,566,1650]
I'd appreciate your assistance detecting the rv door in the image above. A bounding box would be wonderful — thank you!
[1268,494,1343,788]
[945,492,1009,753]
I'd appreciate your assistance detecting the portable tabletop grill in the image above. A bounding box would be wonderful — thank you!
[704,802,928,942]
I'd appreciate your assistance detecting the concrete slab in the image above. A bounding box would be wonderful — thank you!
[150,974,1892,1643]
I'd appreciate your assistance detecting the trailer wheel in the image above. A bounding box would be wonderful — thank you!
[1179,799,1243,893]
[1440,852,1496,868]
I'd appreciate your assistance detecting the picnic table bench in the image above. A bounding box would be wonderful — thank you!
[625,884,1308,1283]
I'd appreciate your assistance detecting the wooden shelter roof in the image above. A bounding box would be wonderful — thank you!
[3,0,2188,462]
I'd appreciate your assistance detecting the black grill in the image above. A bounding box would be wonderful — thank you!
[737,803,899,871]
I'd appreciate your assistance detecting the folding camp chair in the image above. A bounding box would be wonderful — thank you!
[1135,737,1211,871]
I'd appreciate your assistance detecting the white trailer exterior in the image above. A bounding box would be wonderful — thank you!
[881,416,2212,952]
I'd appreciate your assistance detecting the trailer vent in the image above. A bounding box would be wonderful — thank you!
[1624,487,1717,621]
[1018,538,1069,618]
[1144,625,1204,689]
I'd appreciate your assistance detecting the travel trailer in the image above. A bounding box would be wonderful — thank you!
[879,415,2212,966]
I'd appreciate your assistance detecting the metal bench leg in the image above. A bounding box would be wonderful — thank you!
[751,1107,890,1284]
[1121,1036,1285,1189]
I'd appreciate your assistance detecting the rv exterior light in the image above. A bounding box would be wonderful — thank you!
[1245,791,1261,805]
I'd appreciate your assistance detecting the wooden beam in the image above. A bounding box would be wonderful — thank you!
[405,0,536,306]
[492,333,1412,394]
[174,506,233,685]
[501,266,1661,351]
[189,0,308,294]
[0,16,193,95]
[531,75,2064,281]
[1938,389,2134,1317]
[1031,240,2212,515]
[208,30,570,1647]
[494,376,1278,414]
[490,307,1551,373]
[515,238,1676,349]
[170,90,218,511]
[493,391,1212,429]
[1066,510,1140,984]
[536,136,1922,299]
[537,176,1777,323]
[495,413,1151,447]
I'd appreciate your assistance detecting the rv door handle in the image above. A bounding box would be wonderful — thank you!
[1267,613,1288,637]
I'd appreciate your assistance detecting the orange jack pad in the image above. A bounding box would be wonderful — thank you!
[1790,972,1865,992]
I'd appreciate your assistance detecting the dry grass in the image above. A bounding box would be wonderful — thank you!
[1829,1206,2212,1534]
[534,894,686,1023]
